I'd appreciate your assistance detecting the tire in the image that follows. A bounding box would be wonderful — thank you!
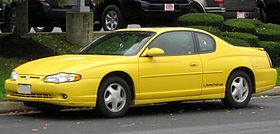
[101,5,127,31]
[222,71,253,108]
[33,26,54,32]
[192,7,201,13]
[96,77,131,118]
[259,8,267,23]
[6,7,16,32]
[0,23,11,32]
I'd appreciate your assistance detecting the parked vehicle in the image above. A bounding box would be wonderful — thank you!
[5,28,277,117]
[192,0,259,19]
[257,0,280,23]
[0,0,192,32]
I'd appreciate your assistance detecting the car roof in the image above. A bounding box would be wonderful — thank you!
[115,27,210,34]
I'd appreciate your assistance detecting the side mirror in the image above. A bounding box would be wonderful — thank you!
[146,48,165,57]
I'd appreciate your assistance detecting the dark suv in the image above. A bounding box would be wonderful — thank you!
[0,0,192,32]
[257,0,280,23]
[192,0,259,19]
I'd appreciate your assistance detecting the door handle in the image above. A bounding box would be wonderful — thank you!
[190,62,198,67]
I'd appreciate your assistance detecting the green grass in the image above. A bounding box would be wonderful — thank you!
[277,68,280,86]
[32,34,102,55]
[0,57,27,101]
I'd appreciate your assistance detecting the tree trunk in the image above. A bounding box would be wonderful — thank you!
[15,0,28,36]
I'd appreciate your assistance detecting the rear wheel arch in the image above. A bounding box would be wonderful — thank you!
[102,0,126,17]
[227,67,256,93]
[192,1,205,13]
[99,71,135,101]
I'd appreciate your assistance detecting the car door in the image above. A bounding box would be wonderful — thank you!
[139,31,202,100]
[193,32,225,95]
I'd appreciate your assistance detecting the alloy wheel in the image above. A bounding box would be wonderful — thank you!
[104,83,126,112]
[231,76,249,103]
[105,11,118,31]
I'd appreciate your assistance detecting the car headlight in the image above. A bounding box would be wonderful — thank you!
[10,71,18,81]
[44,73,81,83]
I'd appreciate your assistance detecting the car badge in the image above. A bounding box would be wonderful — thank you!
[25,76,30,80]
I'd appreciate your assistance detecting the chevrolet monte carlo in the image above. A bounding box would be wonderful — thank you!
[5,28,277,117]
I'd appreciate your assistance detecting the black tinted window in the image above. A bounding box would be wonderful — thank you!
[148,31,195,56]
[196,33,215,53]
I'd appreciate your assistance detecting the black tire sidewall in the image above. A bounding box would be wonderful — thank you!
[259,8,267,23]
[7,7,16,32]
[224,71,253,108]
[192,7,201,13]
[101,5,127,31]
[96,77,131,118]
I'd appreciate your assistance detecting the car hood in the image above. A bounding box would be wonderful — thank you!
[14,55,129,75]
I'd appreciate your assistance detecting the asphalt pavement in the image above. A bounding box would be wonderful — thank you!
[1,96,280,134]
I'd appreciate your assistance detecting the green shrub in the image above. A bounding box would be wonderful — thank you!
[221,32,259,46]
[259,41,280,66]
[178,13,224,27]
[258,23,280,30]
[256,27,280,42]
[223,19,256,34]
[226,19,264,26]
[187,26,222,36]
[221,37,250,47]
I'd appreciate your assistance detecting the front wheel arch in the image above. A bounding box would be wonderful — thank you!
[98,71,135,101]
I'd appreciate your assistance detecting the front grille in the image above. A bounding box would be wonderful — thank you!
[10,92,53,98]
[19,76,41,79]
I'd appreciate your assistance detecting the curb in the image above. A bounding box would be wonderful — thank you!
[0,86,279,114]
[0,101,34,113]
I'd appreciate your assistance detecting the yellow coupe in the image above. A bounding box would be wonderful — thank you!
[5,28,277,117]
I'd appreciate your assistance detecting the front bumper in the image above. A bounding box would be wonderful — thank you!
[5,75,101,107]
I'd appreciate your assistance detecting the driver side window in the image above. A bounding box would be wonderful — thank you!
[148,31,195,56]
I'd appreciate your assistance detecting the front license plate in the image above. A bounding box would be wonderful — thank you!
[164,4,174,11]
[18,84,31,94]
[237,12,246,19]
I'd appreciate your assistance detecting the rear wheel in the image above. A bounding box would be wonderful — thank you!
[192,7,201,13]
[96,77,131,117]
[102,5,127,31]
[0,23,10,32]
[259,8,267,23]
[222,71,253,108]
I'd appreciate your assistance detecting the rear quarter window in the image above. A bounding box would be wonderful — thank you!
[195,32,216,53]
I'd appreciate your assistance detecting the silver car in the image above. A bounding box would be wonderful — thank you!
[192,0,259,19]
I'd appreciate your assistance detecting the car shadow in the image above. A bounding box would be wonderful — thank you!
[20,100,262,120]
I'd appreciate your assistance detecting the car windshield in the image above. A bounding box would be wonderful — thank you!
[78,31,156,55]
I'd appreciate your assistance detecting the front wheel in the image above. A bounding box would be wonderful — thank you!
[7,7,16,32]
[96,77,131,118]
[101,5,127,31]
[222,71,253,108]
